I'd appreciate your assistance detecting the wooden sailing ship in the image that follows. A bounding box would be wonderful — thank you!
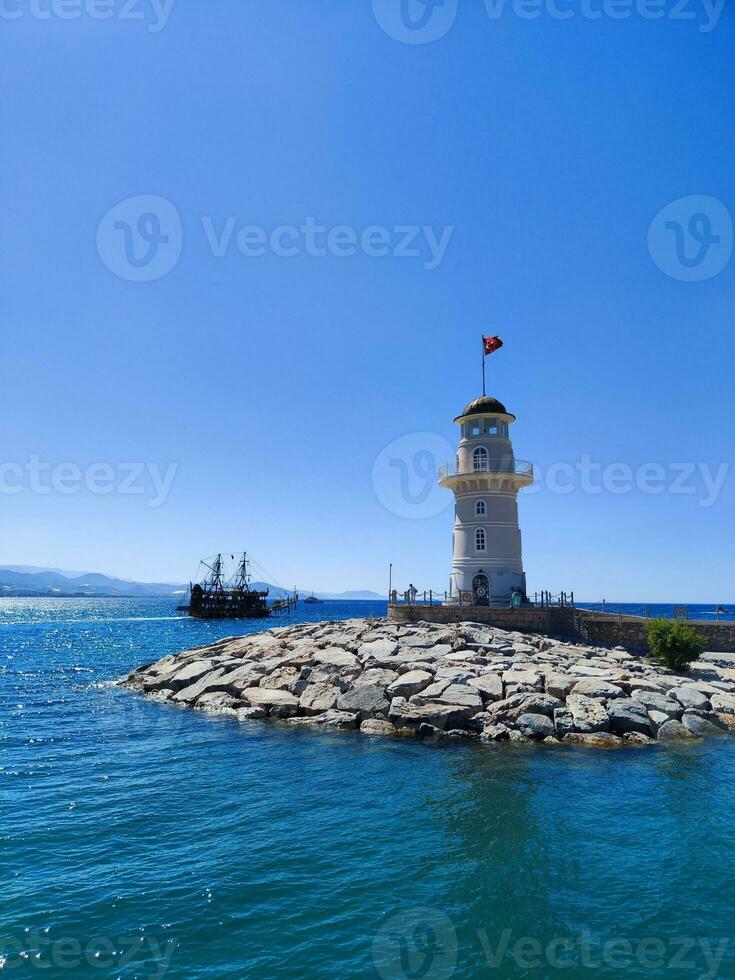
[185,553,270,619]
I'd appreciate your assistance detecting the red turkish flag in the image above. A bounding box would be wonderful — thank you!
[483,335,503,355]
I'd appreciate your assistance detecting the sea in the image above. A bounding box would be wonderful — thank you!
[2,597,734,979]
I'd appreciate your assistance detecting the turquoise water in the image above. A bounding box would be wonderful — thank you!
[2,598,734,979]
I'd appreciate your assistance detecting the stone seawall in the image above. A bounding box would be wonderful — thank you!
[388,604,735,653]
[120,618,735,748]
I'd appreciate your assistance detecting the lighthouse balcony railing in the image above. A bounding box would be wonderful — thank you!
[438,458,534,478]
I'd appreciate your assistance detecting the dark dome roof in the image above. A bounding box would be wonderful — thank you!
[455,395,514,422]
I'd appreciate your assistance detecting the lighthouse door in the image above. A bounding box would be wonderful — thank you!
[472,573,490,606]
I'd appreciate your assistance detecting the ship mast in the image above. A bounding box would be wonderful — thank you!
[202,553,225,592]
[234,552,250,592]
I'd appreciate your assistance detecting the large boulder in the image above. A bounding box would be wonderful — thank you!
[553,707,575,738]
[360,719,396,736]
[172,668,228,703]
[313,648,360,670]
[503,670,543,694]
[607,699,652,736]
[386,670,433,700]
[411,683,484,713]
[631,690,683,719]
[388,697,472,731]
[563,732,624,748]
[479,723,510,742]
[711,691,735,716]
[517,713,555,740]
[565,694,611,733]
[355,668,399,688]
[544,672,575,699]
[570,679,625,700]
[681,712,728,738]
[241,687,300,718]
[298,683,341,715]
[467,674,504,702]
[657,719,691,741]
[670,686,711,711]
[164,659,217,692]
[259,666,301,691]
[287,710,359,729]
[336,685,390,720]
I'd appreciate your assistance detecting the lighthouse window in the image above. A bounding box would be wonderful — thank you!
[475,528,486,552]
[473,447,488,471]
[476,500,486,516]
[470,423,481,437]
[484,419,499,436]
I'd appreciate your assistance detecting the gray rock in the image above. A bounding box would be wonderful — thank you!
[172,668,228,703]
[671,686,711,711]
[166,659,217,691]
[681,712,728,738]
[657,719,691,741]
[571,679,625,700]
[388,697,471,731]
[623,732,655,746]
[468,674,504,702]
[412,683,484,713]
[631,690,683,719]
[298,683,341,715]
[286,709,359,729]
[553,707,575,738]
[562,732,624,748]
[313,648,360,670]
[360,719,396,736]
[711,691,735,716]
[647,710,671,732]
[566,694,610,733]
[479,723,510,742]
[235,705,268,720]
[354,668,399,688]
[259,666,301,691]
[386,670,433,699]
[607,699,652,736]
[336,684,390,720]
[503,670,543,694]
[241,687,300,718]
[544,672,575,699]
[194,691,241,714]
[517,713,555,740]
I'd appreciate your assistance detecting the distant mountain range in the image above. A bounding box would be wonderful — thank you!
[0,565,383,601]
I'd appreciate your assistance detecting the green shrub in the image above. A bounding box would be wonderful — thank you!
[645,619,706,672]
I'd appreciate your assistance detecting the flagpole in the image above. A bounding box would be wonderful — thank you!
[481,337,486,396]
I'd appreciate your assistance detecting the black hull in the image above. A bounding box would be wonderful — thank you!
[186,586,270,620]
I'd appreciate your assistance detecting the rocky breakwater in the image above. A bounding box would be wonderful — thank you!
[119,619,735,748]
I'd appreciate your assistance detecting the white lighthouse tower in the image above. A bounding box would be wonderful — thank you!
[438,392,533,606]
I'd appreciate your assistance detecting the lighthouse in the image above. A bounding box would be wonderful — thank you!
[438,388,534,606]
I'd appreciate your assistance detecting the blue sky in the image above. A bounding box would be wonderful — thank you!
[1,0,733,600]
